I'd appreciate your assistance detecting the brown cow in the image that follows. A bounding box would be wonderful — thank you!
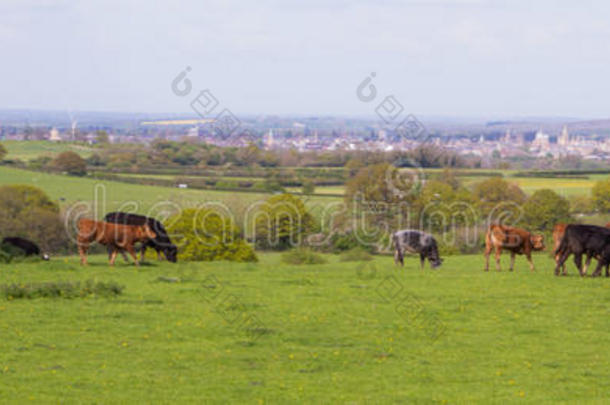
[553,222,610,275]
[484,224,545,272]
[77,218,156,266]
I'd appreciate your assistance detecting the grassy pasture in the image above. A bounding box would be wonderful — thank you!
[0,253,609,402]
[0,167,341,219]
[2,141,94,161]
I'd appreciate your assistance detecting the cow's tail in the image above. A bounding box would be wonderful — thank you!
[392,233,403,265]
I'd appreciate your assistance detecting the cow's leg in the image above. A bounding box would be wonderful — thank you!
[555,251,567,275]
[526,253,535,272]
[78,243,88,266]
[140,245,147,262]
[591,261,603,278]
[394,248,404,267]
[555,249,570,276]
[573,253,584,277]
[494,247,502,272]
[484,244,491,271]
[582,255,593,276]
[109,248,118,266]
[420,253,426,270]
[509,252,516,272]
[157,249,163,261]
[126,245,139,266]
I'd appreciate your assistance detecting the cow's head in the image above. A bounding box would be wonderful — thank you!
[164,244,178,263]
[430,257,443,269]
[531,234,545,251]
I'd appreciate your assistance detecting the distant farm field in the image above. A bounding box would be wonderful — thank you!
[2,141,94,161]
[0,253,609,402]
[0,166,341,218]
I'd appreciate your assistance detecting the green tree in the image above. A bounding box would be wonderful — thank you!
[472,177,526,218]
[0,143,7,161]
[592,179,610,213]
[165,208,257,262]
[302,179,315,195]
[345,163,419,206]
[254,193,314,250]
[50,151,87,176]
[522,189,572,232]
[0,185,67,253]
[96,130,110,144]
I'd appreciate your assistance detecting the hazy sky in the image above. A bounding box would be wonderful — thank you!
[1,0,610,118]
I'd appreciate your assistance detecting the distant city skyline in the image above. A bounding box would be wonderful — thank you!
[2,1,610,118]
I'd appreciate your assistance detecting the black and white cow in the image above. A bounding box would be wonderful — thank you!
[392,230,443,269]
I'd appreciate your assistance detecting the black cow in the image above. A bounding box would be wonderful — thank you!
[392,230,443,269]
[555,224,610,277]
[104,212,177,263]
[1,237,49,260]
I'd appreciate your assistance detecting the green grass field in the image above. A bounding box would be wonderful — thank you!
[2,141,94,161]
[1,253,609,402]
[0,167,341,219]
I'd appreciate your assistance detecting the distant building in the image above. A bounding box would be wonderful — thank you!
[49,128,61,142]
[558,125,570,146]
[531,130,550,150]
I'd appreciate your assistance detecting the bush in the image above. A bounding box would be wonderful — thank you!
[522,189,572,232]
[166,208,257,262]
[0,185,69,254]
[339,248,373,262]
[254,194,314,250]
[592,179,610,213]
[281,248,327,265]
[1,280,123,300]
[49,151,87,176]
[329,231,376,253]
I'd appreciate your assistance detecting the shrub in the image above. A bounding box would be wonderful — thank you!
[49,151,87,176]
[339,247,373,262]
[1,280,123,300]
[522,189,572,232]
[592,179,610,213]
[281,248,327,265]
[0,185,68,254]
[166,208,257,262]
[254,194,314,250]
[329,231,376,253]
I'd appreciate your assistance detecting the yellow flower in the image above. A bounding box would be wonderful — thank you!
[289,354,294,359]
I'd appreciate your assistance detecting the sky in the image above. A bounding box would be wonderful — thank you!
[1,0,610,119]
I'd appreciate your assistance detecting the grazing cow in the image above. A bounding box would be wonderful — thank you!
[484,225,545,272]
[552,223,610,276]
[1,237,49,260]
[555,224,610,277]
[77,218,156,266]
[393,230,443,269]
[104,212,177,263]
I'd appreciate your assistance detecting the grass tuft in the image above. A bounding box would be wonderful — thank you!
[1,279,124,300]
